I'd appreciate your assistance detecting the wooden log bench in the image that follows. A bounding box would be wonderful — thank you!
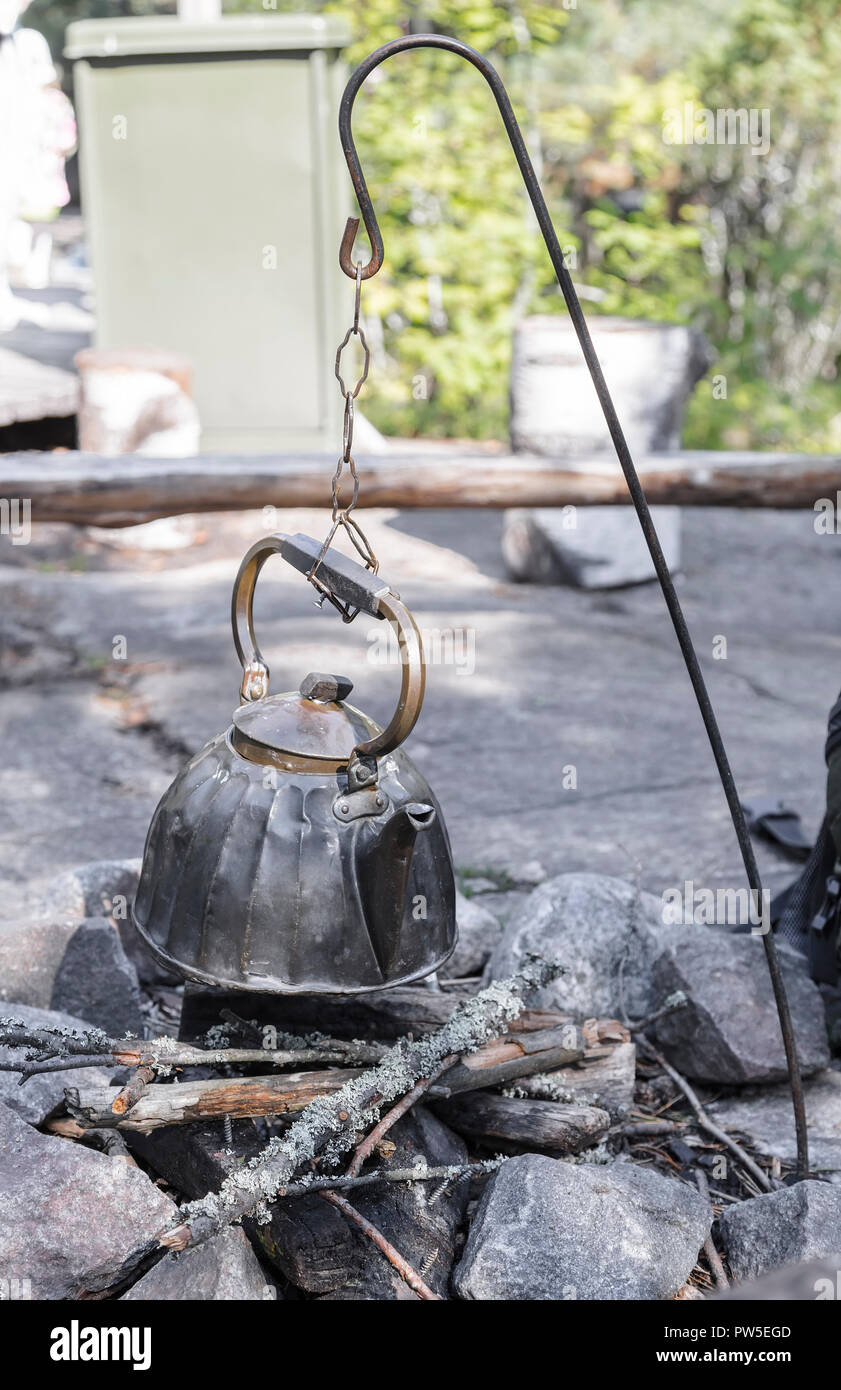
[0,448,838,527]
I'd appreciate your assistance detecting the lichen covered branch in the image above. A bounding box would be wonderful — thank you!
[159,954,563,1252]
[0,1014,386,1084]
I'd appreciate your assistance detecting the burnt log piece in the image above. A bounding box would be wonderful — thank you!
[256,1105,470,1299]
[65,1028,586,1132]
[125,1117,266,1200]
[126,1112,470,1300]
[510,1041,637,1120]
[179,982,567,1044]
[433,1092,610,1155]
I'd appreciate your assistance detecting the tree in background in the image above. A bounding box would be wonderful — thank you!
[25,0,841,450]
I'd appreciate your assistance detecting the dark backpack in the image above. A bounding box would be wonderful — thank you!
[773,690,841,986]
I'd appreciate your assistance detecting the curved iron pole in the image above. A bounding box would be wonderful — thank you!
[338,33,809,1177]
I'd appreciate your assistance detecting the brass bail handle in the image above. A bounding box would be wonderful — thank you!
[231,532,426,779]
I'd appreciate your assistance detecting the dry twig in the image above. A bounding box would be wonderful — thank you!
[276,1161,500,1200]
[345,1054,459,1178]
[157,955,563,1253]
[111,1064,156,1116]
[637,1038,774,1194]
[319,1053,461,1298]
[320,1192,441,1300]
[0,1015,386,1084]
[695,1167,729,1291]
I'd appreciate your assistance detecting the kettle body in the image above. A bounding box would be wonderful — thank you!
[132,533,457,994]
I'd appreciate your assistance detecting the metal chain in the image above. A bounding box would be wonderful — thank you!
[306,263,379,623]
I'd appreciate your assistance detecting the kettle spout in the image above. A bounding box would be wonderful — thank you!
[358,802,436,978]
[386,801,437,852]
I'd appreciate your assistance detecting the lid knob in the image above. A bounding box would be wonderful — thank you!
[300,672,354,703]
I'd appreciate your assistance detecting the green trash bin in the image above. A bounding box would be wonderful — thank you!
[66,15,352,452]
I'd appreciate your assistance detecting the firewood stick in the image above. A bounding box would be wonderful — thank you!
[433,1092,610,1154]
[68,1067,364,1131]
[621,1119,684,1138]
[345,1055,459,1178]
[321,1192,441,1300]
[1,1054,118,1081]
[111,1064,156,1116]
[67,1027,587,1132]
[628,992,687,1033]
[157,957,563,1253]
[0,1016,387,1082]
[109,1061,157,1117]
[276,1160,501,1200]
[428,1026,584,1097]
[695,1167,729,1291]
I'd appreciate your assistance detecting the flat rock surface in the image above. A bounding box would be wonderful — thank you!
[453,1153,711,1300]
[0,1101,175,1299]
[718,1180,841,1282]
[707,1070,841,1178]
[122,1227,271,1301]
[0,506,837,919]
[0,1001,113,1125]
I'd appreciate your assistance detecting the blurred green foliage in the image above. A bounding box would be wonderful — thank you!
[27,0,841,448]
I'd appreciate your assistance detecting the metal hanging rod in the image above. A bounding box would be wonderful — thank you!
[337,33,808,1176]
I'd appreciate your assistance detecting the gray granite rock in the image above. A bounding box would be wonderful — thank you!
[652,934,829,1084]
[51,917,144,1037]
[39,859,142,923]
[441,891,503,979]
[453,1154,711,1300]
[716,1254,841,1300]
[0,1102,175,1299]
[122,1227,272,1301]
[503,505,681,590]
[0,862,157,1013]
[0,917,80,1010]
[718,1181,841,1283]
[0,1001,113,1125]
[484,872,674,1018]
[38,858,173,988]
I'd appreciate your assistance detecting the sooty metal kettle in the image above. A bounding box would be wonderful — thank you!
[132,532,457,994]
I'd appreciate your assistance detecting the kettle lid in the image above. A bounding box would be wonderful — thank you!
[231,671,379,765]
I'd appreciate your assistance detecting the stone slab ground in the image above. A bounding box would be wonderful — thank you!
[0,503,838,922]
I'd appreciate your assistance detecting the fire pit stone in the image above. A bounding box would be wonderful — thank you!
[453,1152,712,1301]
